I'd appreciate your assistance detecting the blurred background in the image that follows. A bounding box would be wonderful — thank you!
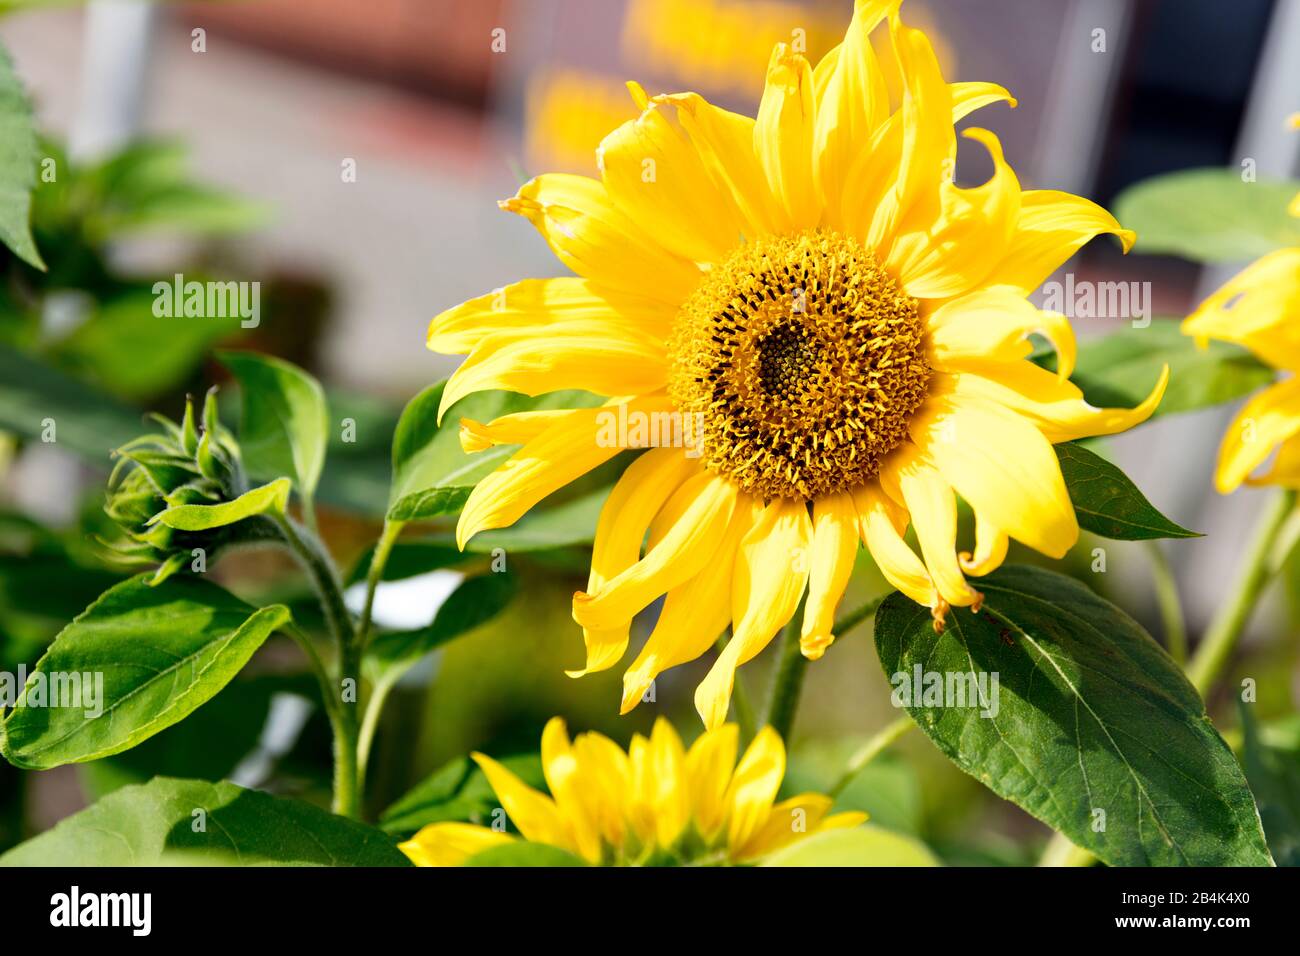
[1,0,1298,864]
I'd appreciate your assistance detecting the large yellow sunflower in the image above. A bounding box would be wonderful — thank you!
[398,718,864,866]
[428,0,1166,728]
[1182,115,1300,492]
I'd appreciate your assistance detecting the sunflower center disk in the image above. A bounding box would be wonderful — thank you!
[668,231,930,501]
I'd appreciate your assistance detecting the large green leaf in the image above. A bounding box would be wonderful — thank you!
[365,573,516,681]
[219,351,328,504]
[1061,319,1273,417]
[1114,168,1300,263]
[0,44,43,269]
[760,825,939,867]
[0,345,142,457]
[874,565,1271,867]
[386,381,598,522]
[1055,442,1198,540]
[0,776,409,866]
[380,753,544,835]
[1240,704,1300,866]
[154,477,290,531]
[1,574,289,769]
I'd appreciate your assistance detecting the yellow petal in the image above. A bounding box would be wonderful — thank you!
[569,449,700,677]
[887,127,1020,300]
[539,718,604,863]
[621,498,758,713]
[885,445,980,608]
[456,394,673,547]
[571,731,632,848]
[852,482,938,608]
[599,95,747,264]
[695,499,813,730]
[500,174,701,300]
[1215,378,1300,493]
[871,12,953,255]
[911,392,1078,558]
[628,718,691,850]
[947,359,1168,444]
[1182,248,1300,370]
[685,723,739,842]
[754,44,819,232]
[471,751,574,851]
[734,793,835,862]
[427,277,674,355]
[1248,431,1300,488]
[437,323,667,420]
[650,91,785,237]
[950,80,1017,121]
[399,822,516,867]
[458,409,575,454]
[573,471,738,632]
[979,189,1135,297]
[926,288,1076,381]
[960,512,1009,576]
[800,492,859,661]
[813,0,895,215]
[725,726,786,852]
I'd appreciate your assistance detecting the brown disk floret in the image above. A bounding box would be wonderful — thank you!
[669,231,930,500]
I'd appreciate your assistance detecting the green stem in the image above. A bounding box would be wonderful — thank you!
[1145,541,1187,666]
[763,594,885,741]
[1186,489,1296,696]
[765,610,808,741]
[357,672,398,788]
[829,715,915,797]
[716,632,757,743]
[271,512,361,819]
[358,520,402,653]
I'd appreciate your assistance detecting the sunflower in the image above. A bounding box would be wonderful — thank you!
[1181,115,1300,492]
[428,0,1166,728]
[398,718,864,866]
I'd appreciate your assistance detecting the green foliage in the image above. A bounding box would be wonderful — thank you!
[379,753,544,835]
[0,44,42,268]
[1,574,289,769]
[220,351,329,506]
[0,777,408,866]
[365,573,517,683]
[1060,319,1274,417]
[386,381,598,522]
[1114,168,1300,262]
[1240,705,1300,866]
[875,565,1272,866]
[1055,442,1198,539]
[463,842,587,866]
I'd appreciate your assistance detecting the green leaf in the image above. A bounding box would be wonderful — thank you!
[1240,704,1300,866]
[1114,168,1300,263]
[874,564,1272,867]
[1062,319,1273,417]
[0,44,43,269]
[346,539,468,586]
[1055,442,1198,540]
[0,776,409,866]
[386,381,598,522]
[463,842,587,867]
[0,345,142,457]
[380,753,544,835]
[760,825,939,867]
[219,351,328,503]
[56,288,247,401]
[365,573,516,679]
[153,477,290,531]
[1,574,289,769]
[466,486,609,552]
